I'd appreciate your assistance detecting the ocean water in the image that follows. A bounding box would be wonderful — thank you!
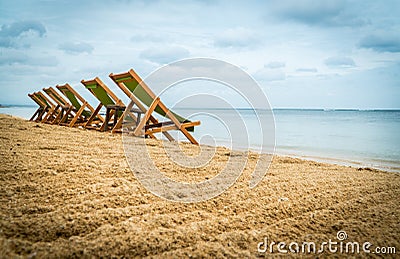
[176,108,400,172]
[273,109,400,172]
[1,106,399,172]
[0,106,38,120]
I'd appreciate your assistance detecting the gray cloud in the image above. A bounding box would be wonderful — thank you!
[325,56,356,68]
[359,34,400,53]
[214,27,260,48]
[253,61,288,82]
[139,46,190,64]
[0,20,46,48]
[0,51,28,65]
[0,49,58,67]
[59,42,94,55]
[265,61,286,69]
[254,66,286,82]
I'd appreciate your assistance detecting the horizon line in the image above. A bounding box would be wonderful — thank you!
[1,104,400,111]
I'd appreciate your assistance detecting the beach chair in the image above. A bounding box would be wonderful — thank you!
[109,69,200,144]
[43,87,75,125]
[80,77,125,131]
[56,83,104,127]
[28,92,50,122]
[32,91,59,123]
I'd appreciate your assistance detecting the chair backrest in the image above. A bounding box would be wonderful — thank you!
[28,93,46,108]
[109,69,155,107]
[81,77,122,107]
[56,83,93,118]
[34,92,55,108]
[43,87,70,107]
[109,69,189,123]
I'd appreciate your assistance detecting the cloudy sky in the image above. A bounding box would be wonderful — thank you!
[0,0,399,108]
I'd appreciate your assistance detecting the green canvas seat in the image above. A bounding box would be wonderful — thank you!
[109,69,200,144]
[56,83,104,127]
[80,77,125,132]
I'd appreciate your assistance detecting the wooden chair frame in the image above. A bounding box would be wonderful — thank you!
[28,93,50,122]
[56,83,104,127]
[80,77,126,131]
[109,69,200,144]
[43,87,75,125]
[33,91,60,123]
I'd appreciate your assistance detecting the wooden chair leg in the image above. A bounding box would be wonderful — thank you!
[41,106,56,123]
[147,115,175,141]
[122,92,190,144]
[52,109,63,125]
[100,107,111,132]
[59,106,73,125]
[157,100,199,144]
[30,108,41,121]
[85,103,103,128]
[133,98,160,136]
[111,107,141,133]
[161,129,174,141]
[179,127,199,145]
[37,108,47,122]
[70,102,87,127]
[111,109,125,133]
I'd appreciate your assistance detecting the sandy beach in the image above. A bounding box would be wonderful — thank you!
[0,113,399,257]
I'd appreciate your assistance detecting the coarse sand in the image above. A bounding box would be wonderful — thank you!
[0,114,399,257]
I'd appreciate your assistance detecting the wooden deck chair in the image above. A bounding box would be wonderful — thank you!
[80,77,125,131]
[56,83,104,127]
[33,91,59,123]
[28,92,50,122]
[109,69,200,145]
[43,87,75,125]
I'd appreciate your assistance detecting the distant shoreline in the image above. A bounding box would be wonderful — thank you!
[0,104,36,108]
[1,104,400,111]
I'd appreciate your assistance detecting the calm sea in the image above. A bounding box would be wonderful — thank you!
[2,106,399,172]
